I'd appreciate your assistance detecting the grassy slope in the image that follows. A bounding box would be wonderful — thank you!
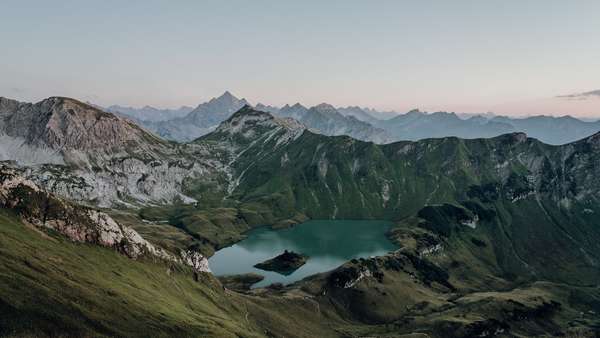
[0,211,260,337]
[297,248,600,337]
[0,211,364,338]
[229,132,524,219]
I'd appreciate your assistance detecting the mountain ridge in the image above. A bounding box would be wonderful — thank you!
[104,91,600,145]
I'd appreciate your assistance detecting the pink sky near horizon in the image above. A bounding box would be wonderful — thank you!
[2,2,600,118]
[4,89,600,119]
[418,96,600,118]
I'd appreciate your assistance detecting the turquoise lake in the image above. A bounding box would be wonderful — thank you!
[208,220,398,288]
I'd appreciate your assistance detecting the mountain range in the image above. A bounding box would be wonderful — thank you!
[105,104,193,122]
[104,91,600,145]
[129,92,391,143]
[1,96,599,336]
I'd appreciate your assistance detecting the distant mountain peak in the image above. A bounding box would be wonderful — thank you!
[0,96,169,166]
[432,111,458,117]
[175,91,250,131]
[291,102,306,109]
[336,106,379,123]
[254,103,280,114]
[215,90,243,102]
[310,103,340,117]
[204,91,244,106]
[313,103,336,110]
[278,102,309,120]
[213,106,305,142]
[43,96,117,120]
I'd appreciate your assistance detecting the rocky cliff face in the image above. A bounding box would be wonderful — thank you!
[200,105,306,195]
[0,165,210,273]
[0,97,226,207]
[0,96,165,158]
[210,105,305,143]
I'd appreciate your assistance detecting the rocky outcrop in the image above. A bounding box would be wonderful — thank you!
[181,250,211,273]
[0,96,163,155]
[0,165,209,273]
[202,106,306,195]
[253,250,307,275]
[25,150,221,208]
[212,105,305,143]
[144,91,249,141]
[0,97,226,207]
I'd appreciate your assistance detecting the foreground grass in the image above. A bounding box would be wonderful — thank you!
[0,211,351,337]
[0,211,262,337]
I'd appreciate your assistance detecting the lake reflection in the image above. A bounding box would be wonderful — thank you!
[208,220,397,288]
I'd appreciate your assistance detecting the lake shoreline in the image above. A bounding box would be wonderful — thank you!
[208,219,398,288]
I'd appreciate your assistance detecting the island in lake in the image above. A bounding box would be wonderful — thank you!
[254,250,308,275]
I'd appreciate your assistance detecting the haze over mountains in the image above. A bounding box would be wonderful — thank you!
[106,91,600,145]
[104,104,193,122]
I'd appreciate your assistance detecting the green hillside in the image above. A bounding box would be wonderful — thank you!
[2,210,599,337]
[215,125,600,286]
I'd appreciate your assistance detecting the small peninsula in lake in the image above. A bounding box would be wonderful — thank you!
[254,250,308,275]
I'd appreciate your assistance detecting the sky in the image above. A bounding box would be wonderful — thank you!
[1,0,600,117]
